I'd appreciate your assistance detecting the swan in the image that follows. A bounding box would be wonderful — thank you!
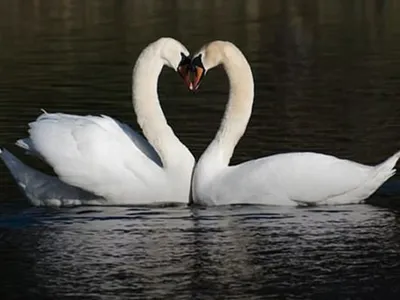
[0,37,195,207]
[186,40,400,206]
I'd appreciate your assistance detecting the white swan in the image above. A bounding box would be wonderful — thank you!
[0,37,195,207]
[187,40,400,206]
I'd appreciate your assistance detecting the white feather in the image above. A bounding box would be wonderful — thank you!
[191,41,399,206]
[199,151,400,206]
[27,113,166,205]
[2,38,195,207]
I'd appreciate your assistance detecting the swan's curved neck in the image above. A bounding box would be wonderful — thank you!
[132,47,184,167]
[200,47,254,169]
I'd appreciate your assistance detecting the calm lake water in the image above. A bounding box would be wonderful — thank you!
[1,0,400,299]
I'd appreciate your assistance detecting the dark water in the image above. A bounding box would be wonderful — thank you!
[1,204,400,299]
[1,0,400,299]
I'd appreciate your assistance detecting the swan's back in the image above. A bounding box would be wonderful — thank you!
[210,152,378,205]
[26,112,167,204]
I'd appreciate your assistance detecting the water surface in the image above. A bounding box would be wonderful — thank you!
[1,204,400,299]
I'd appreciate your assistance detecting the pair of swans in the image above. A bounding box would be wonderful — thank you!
[1,37,399,207]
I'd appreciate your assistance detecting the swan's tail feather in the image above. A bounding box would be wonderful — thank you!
[15,138,31,151]
[376,150,400,176]
[15,137,45,160]
[365,150,400,197]
[0,148,102,207]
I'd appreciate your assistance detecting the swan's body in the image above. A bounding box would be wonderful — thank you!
[188,41,400,206]
[1,38,195,207]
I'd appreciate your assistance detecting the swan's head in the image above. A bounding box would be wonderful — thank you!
[155,37,192,87]
[187,41,229,91]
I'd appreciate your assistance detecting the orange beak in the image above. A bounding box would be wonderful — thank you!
[178,65,192,90]
[190,66,204,91]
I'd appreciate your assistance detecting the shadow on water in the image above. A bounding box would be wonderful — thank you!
[1,0,400,298]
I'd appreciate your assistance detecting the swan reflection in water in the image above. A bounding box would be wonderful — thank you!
[14,204,396,298]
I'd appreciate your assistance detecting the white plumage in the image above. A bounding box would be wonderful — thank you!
[25,113,166,204]
[1,37,195,207]
[190,41,400,206]
[197,151,400,206]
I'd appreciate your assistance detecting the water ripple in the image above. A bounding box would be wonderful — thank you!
[2,204,399,299]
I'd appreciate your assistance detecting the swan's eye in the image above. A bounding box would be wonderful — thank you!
[178,52,191,68]
[191,54,204,70]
